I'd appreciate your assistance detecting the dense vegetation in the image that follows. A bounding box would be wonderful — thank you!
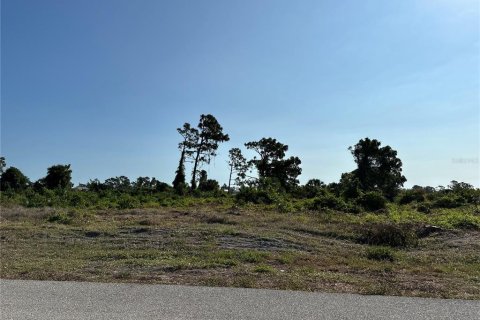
[1,114,479,218]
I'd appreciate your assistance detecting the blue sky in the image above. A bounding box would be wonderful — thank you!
[1,0,479,187]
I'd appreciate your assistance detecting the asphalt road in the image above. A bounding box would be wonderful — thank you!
[1,279,479,320]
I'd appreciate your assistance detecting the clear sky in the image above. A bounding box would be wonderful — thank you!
[1,0,479,188]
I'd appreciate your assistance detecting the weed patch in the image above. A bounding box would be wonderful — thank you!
[365,246,395,262]
[358,223,418,247]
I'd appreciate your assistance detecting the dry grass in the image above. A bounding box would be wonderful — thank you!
[0,205,479,299]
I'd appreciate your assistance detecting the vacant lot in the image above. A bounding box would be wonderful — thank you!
[1,205,479,299]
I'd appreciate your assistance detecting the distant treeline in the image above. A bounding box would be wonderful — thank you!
[1,114,479,211]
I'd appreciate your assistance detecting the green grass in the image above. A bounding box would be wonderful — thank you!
[1,204,479,299]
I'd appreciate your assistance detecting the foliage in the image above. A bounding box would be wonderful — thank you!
[235,187,275,205]
[0,156,6,174]
[245,137,301,190]
[0,167,30,191]
[348,138,406,199]
[173,123,196,193]
[398,189,426,204]
[299,179,326,198]
[432,195,465,209]
[47,211,73,224]
[365,246,395,262]
[180,114,230,190]
[308,193,347,211]
[338,172,362,200]
[104,176,131,192]
[43,164,73,189]
[358,223,418,247]
[357,191,387,211]
[198,170,220,192]
[117,194,141,209]
[227,147,250,192]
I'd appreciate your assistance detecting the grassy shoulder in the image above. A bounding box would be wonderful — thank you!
[1,203,479,299]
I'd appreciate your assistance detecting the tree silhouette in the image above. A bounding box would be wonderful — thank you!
[349,138,406,199]
[44,164,73,189]
[186,114,229,190]
[227,148,250,193]
[173,123,197,193]
[0,167,30,191]
[245,137,301,190]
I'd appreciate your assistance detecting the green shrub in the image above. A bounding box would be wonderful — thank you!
[344,203,362,214]
[235,187,274,204]
[416,203,431,213]
[432,195,465,209]
[23,190,48,207]
[199,179,220,192]
[359,223,418,247]
[365,246,395,262]
[117,194,141,209]
[357,192,387,211]
[47,211,72,224]
[398,190,425,204]
[450,216,480,230]
[309,194,347,211]
[276,199,294,213]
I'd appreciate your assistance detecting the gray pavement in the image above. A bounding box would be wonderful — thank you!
[0,279,479,319]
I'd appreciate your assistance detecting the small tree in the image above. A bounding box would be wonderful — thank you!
[198,170,208,189]
[227,148,250,193]
[302,179,325,198]
[0,167,30,191]
[44,164,73,189]
[182,114,229,190]
[245,137,302,190]
[197,170,219,192]
[338,172,361,200]
[173,123,197,193]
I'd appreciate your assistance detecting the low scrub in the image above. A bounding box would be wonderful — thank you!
[235,188,275,205]
[432,195,465,209]
[356,192,387,211]
[46,211,73,224]
[365,246,395,262]
[308,194,347,211]
[358,223,418,247]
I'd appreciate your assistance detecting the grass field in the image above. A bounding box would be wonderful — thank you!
[1,204,479,299]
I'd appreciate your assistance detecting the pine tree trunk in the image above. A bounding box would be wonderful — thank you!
[227,163,233,193]
[191,140,203,190]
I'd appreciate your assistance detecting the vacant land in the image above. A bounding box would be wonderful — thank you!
[1,205,479,299]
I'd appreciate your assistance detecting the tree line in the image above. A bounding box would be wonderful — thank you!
[1,114,478,211]
[171,114,406,199]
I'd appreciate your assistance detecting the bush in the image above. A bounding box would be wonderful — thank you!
[365,246,395,262]
[398,190,425,204]
[357,191,387,211]
[450,216,480,230]
[416,203,431,213]
[235,187,275,204]
[47,211,72,224]
[432,195,465,209]
[359,223,418,247]
[199,179,220,192]
[117,194,141,209]
[309,194,347,211]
